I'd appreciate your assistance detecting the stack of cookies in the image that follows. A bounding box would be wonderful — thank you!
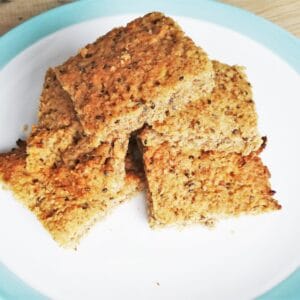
[0,12,280,248]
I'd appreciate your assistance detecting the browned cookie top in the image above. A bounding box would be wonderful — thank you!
[139,61,262,155]
[55,12,213,139]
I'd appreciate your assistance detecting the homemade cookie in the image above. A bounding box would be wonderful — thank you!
[0,140,144,248]
[26,69,83,172]
[140,140,280,227]
[139,61,262,155]
[55,12,214,162]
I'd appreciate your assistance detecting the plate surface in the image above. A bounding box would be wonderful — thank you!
[0,1,300,299]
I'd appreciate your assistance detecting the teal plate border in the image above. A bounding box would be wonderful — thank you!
[0,0,299,299]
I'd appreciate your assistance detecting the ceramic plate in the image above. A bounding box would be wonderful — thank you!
[0,0,299,299]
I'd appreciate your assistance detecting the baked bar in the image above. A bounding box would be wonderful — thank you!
[140,139,280,227]
[26,70,130,192]
[0,140,144,248]
[139,61,262,155]
[26,71,128,195]
[26,69,84,172]
[54,12,214,161]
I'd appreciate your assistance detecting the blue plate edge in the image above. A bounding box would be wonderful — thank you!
[0,0,299,71]
[0,0,299,299]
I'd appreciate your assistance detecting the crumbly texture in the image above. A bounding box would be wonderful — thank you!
[0,141,144,248]
[11,70,133,248]
[139,61,262,155]
[26,73,128,196]
[140,141,280,227]
[26,69,129,192]
[54,12,214,160]
[26,69,84,172]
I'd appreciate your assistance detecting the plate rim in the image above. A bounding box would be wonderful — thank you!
[0,0,299,299]
[0,0,300,72]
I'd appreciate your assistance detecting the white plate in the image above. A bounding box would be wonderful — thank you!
[0,7,300,300]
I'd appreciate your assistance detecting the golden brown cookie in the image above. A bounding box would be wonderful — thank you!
[26,69,84,172]
[140,140,280,227]
[0,140,144,248]
[139,61,262,155]
[54,12,214,160]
